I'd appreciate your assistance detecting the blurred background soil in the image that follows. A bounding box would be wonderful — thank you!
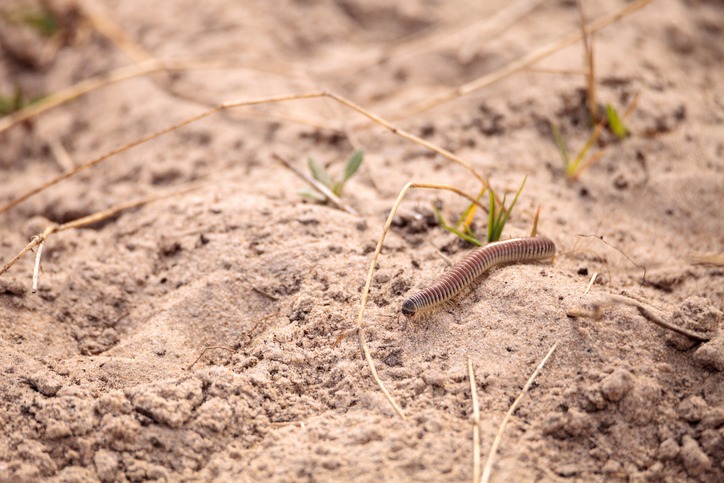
[0,0,722,481]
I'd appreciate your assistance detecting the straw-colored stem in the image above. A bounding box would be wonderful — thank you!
[469,358,481,483]
[403,0,654,117]
[481,342,558,483]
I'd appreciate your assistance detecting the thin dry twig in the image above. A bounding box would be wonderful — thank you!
[577,234,646,284]
[185,346,236,371]
[0,185,203,279]
[468,358,481,483]
[688,253,724,266]
[273,153,359,216]
[1,91,490,215]
[31,239,45,293]
[186,309,280,370]
[0,58,268,134]
[402,0,654,117]
[346,182,489,419]
[78,0,154,63]
[252,286,279,301]
[330,0,544,78]
[523,67,588,76]
[481,342,558,483]
[576,0,597,123]
[567,294,711,342]
[48,138,75,171]
[0,226,56,278]
[584,272,598,294]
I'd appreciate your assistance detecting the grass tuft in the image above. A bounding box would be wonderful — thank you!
[434,176,528,245]
[300,149,364,202]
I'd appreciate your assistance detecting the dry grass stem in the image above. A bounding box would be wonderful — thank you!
[273,153,359,216]
[524,67,588,76]
[577,234,646,284]
[0,58,273,134]
[0,185,203,279]
[402,0,653,117]
[576,0,597,122]
[78,0,155,63]
[31,239,45,293]
[348,182,489,419]
[468,358,481,483]
[688,253,724,266]
[566,295,710,342]
[251,286,280,301]
[185,346,236,371]
[48,138,75,171]
[584,272,598,294]
[1,91,490,215]
[335,0,544,77]
[583,295,711,342]
[481,342,558,483]
[357,327,405,419]
[0,226,56,277]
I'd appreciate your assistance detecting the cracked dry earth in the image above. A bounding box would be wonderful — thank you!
[1,0,723,481]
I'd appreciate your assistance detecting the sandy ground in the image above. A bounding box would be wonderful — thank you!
[1,0,723,481]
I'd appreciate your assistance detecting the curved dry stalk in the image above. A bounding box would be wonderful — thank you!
[1,91,489,214]
[688,253,724,266]
[0,59,161,133]
[468,358,481,483]
[0,184,203,279]
[78,0,155,63]
[401,0,654,118]
[568,294,711,342]
[0,226,57,278]
[322,92,490,189]
[331,0,545,77]
[481,342,558,483]
[185,346,236,371]
[351,182,488,419]
[0,58,285,134]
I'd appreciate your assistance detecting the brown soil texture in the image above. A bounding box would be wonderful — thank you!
[1,0,723,481]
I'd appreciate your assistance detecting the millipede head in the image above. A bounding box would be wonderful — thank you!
[401,299,416,318]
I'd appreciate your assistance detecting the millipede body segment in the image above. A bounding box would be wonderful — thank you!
[401,236,556,318]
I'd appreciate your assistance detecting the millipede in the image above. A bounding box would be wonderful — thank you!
[401,236,556,318]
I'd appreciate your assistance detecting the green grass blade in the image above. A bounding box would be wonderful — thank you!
[332,181,343,197]
[433,205,482,246]
[343,149,364,182]
[568,123,602,177]
[605,103,629,139]
[550,122,570,169]
[307,156,332,187]
[497,176,526,237]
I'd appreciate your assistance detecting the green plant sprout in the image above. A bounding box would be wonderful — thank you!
[551,99,632,180]
[300,149,364,202]
[2,4,60,38]
[433,176,527,245]
[605,103,629,139]
[551,120,604,180]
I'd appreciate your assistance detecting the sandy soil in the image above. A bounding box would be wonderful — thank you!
[1,0,723,481]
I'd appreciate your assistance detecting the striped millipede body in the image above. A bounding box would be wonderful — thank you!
[401,236,556,318]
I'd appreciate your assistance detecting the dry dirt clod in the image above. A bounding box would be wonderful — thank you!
[693,332,724,372]
[680,435,712,477]
[599,368,634,403]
